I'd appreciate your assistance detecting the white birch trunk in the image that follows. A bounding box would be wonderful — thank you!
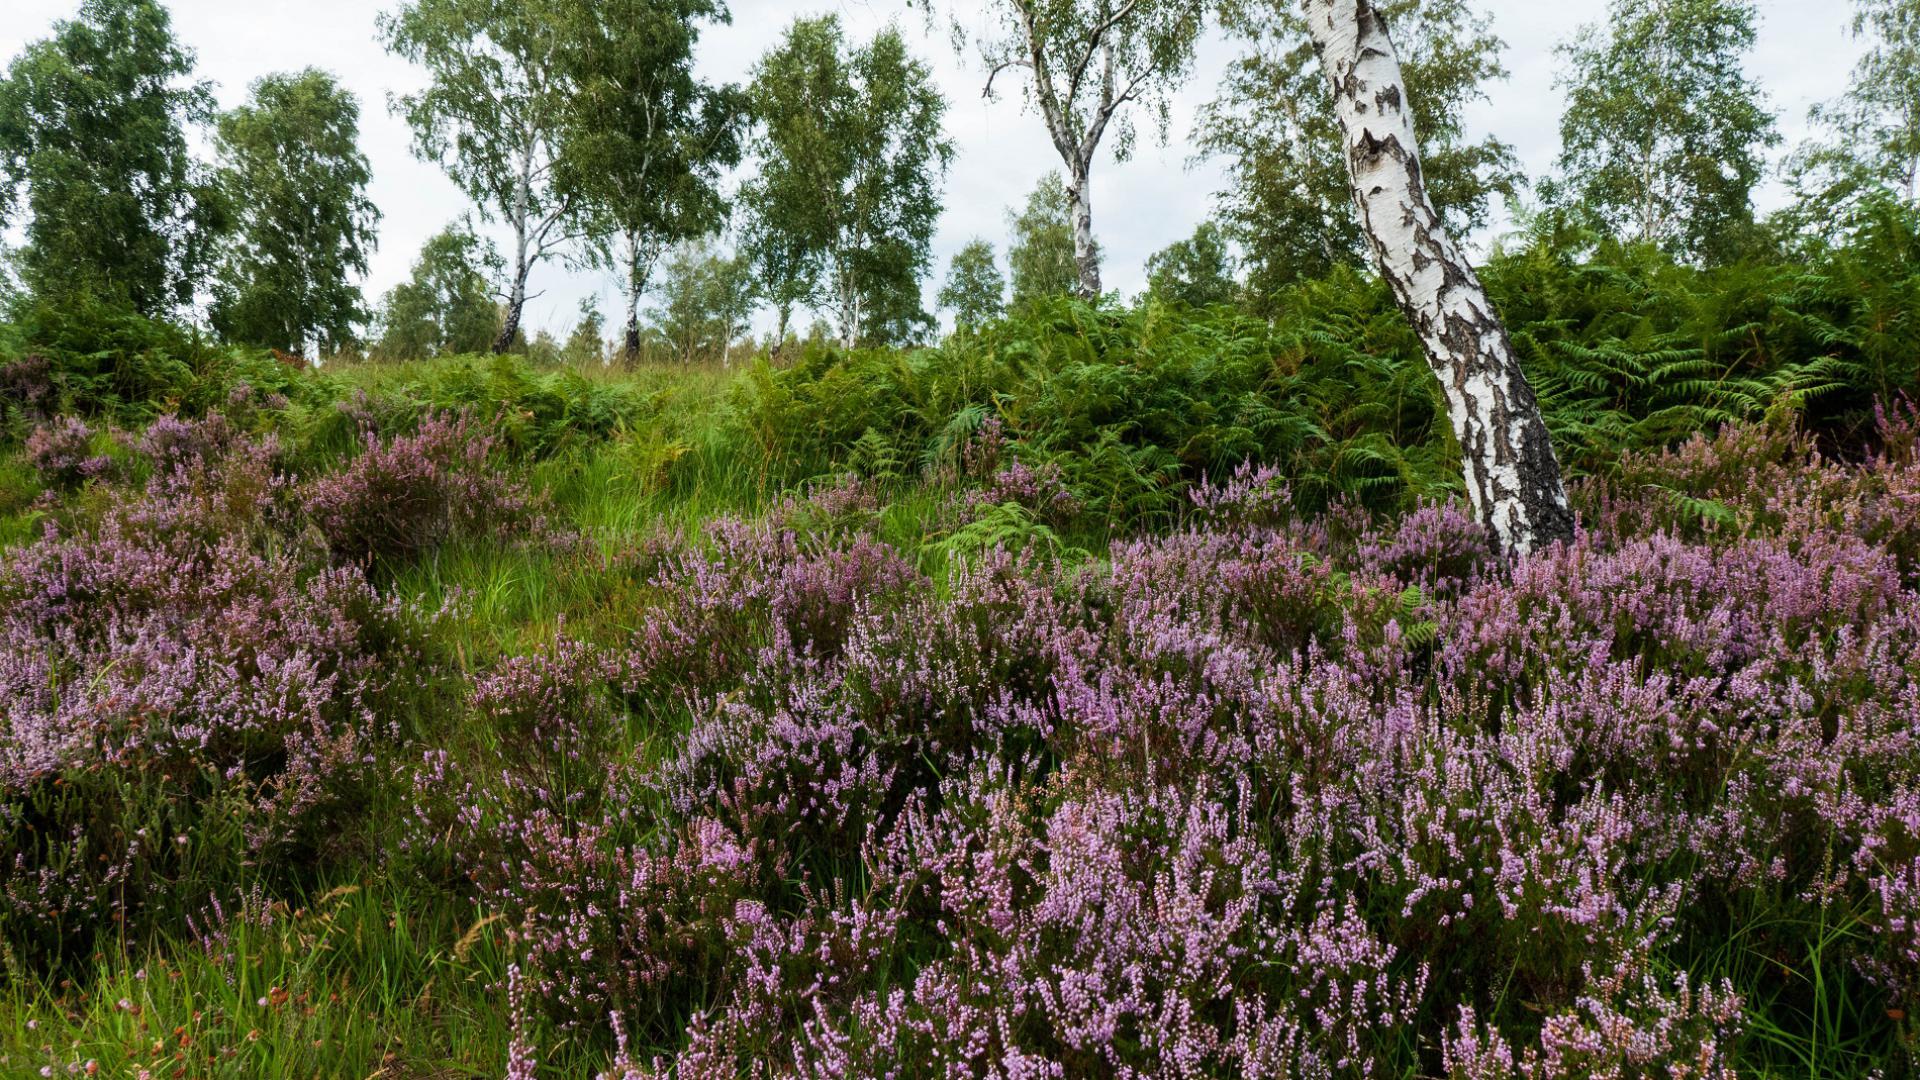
[834,253,861,349]
[496,135,536,355]
[1304,0,1573,556]
[1065,164,1102,299]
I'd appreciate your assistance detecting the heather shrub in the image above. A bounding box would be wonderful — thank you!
[23,415,111,489]
[1184,460,1297,530]
[1354,498,1495,596]
[0,353,55,426]
[842,547,1099,760]
[136,410,248,474]
[958,457,1081,526]
[303,411,557,565]
[664,640,898,861]
[627,482,921,694]
[0,423,436,968]
[1442,965,1743,1079]
[409,634,765,1037]
[524,410,1920,1073]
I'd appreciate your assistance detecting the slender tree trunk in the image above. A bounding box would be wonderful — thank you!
[1064,164,1101,299]
[834,256,860,349]
[1304,0,1573,556]
[623,307,642,361]
[496,138,536,355]
[622,229,648,364]
[497,264,528,354]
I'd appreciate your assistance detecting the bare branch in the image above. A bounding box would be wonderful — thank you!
[982,58,1034,99]
[1064,0,1145,111]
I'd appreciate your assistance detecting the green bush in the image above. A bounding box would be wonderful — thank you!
[0,296,314,431]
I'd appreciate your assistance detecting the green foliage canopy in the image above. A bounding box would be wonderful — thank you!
[1007,172,1085,312]
[1144,221,1238,308]
[739,16,951,349]
[1783,0,1920,242]
[0,0,220,317]
[649,238,754,364]
[938,239,1007,333]
[1553,0,1779,262]
[210,68,380,356]
[564,296,607,365]
[376,223,502,360]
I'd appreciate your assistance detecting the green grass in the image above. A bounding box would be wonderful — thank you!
[0,879,525,1079]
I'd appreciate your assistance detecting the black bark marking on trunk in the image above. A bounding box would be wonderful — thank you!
[1306,0,1574,556]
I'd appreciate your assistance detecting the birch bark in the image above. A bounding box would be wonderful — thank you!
[1303,0,1573,555]
[1064,165,1101,297]
[495,130,536,354]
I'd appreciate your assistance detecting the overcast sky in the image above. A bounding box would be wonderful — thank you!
[1,1,1866,339]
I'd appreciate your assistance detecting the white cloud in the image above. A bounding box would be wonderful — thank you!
[1,0,1867,338]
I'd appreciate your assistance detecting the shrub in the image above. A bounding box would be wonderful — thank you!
[0,421,435,968]
[1,297,312,425]
[450,412,1920,1074]
[23,416,110,490]
[303,411,559,565]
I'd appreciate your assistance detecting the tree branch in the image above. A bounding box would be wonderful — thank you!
[1064,0,1145,112]
[982,57,1034,99]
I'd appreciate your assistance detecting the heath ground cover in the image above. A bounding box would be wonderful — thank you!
[2,321,1918,1076]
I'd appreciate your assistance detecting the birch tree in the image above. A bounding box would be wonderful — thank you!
[375,222,502,359]
[1144,221,1237,307]
[1786,0,1920,235]
[380,0,588,353]
[1006,172,1084,309]
[937,239,1007,332]
[211,69,380,356]
[739,17,951,349]
[1554,0,1776,261]
[924,0,1207,299]
[550,0,744,361]
[0,0,220,316]
[1837,0,1920,204]
[1303,0,1573,556]
[1200,0,1518,301]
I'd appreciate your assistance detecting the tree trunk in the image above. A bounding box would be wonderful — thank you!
[1304,0,1573,556]
[622,268,643,365]
[496,156,533,354]
[496,264,527,355]
[1065,165,1101,299]
[622,228,654,365]
[623,317,642,364]
[834,256,860,349]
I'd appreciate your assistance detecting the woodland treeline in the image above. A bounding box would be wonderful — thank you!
[0,0,1913,372]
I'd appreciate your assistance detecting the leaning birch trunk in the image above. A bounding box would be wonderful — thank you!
[1303,0,1574,556]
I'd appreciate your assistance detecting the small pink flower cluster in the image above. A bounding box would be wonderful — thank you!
[961,458,1082,525]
